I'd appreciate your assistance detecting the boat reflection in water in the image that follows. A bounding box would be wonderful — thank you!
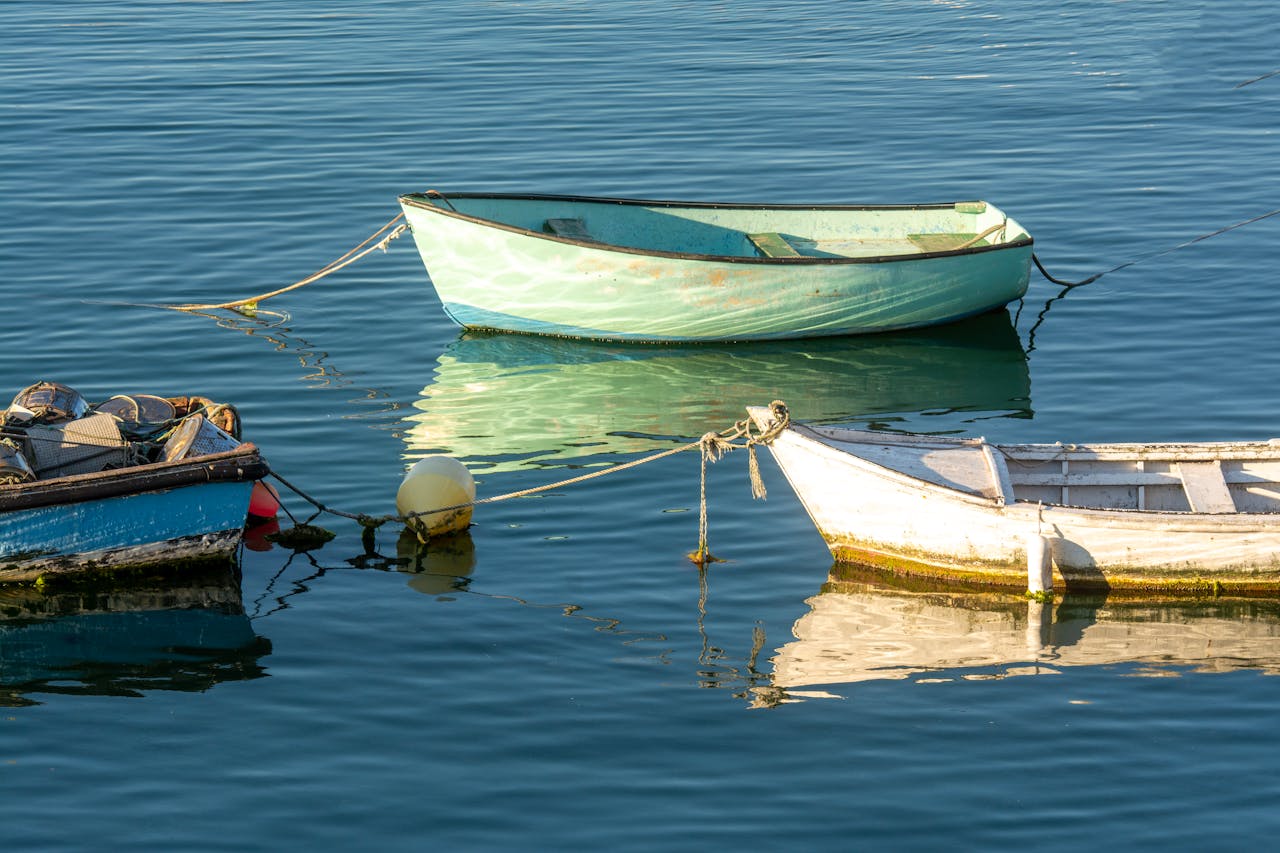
[765,565,1280,701]
[0,566,270,706]
[404,310,1030,473]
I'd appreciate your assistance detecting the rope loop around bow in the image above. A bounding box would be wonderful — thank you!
[688,400,790,566]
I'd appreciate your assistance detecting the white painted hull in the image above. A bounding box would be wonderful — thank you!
[749,405,1280,593]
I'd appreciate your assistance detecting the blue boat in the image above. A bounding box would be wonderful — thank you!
[1,384,269,583]
[398,192,1034,342]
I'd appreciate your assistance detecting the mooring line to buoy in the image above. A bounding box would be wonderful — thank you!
[1032,206,1280,289]
[168,214,408,312]
[1236,69,1279,89]
[1024,205,1280,352]
[263,402,791,563]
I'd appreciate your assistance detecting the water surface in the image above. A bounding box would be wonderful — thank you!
[2,2,1279,849]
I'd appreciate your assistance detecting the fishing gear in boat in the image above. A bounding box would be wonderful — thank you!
[0,381,270,582]
[0,440,35,485]
[1,383,247,480]
[2,381,90,428]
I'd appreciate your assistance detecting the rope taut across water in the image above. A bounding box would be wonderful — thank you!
[1030,206,1280,289]
[161,189,1275,315]
[267,401,792,564]
[169,215,409,313]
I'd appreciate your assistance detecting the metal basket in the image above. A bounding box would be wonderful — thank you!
[4,381,90,427]
[159,414,241,463]
[25,412,129,477]
[0,439,35,485]
[94,394,177,425]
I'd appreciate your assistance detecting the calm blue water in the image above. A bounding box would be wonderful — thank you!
[3,1,1279,849]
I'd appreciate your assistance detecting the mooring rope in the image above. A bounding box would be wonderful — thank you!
[1236,69,1279,89]
[955,220,1007,250]
[162,191,1274,311]
[1031,206,1280,288]
[168,214,408,312]
[267,401,791,563]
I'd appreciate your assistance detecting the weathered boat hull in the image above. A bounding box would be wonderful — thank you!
[0,446,267,583]
[748,406,1280,593]
[398,192,1033,342]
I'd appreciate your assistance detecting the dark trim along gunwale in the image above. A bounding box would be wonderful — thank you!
[0,445,268,513]
[396,191,1035,265]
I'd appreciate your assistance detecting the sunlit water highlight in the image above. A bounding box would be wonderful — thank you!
[2,2,1279,849]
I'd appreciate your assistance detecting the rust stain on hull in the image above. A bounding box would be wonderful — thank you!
[830,543,1280,597]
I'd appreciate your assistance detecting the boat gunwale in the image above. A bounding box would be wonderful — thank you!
[397,192,1035,265]
[0,444,268,513]
[780,422,1009,511]
[800,422,1280,461]
[766,417,1280,529]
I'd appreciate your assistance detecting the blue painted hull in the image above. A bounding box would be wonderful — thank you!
[0,446,268,582]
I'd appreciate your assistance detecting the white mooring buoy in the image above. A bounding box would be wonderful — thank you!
[396,455,476,541]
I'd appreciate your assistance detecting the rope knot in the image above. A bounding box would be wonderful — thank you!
[699,431,735,462]
[377,223,408,252]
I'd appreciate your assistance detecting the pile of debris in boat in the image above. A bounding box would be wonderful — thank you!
[1,381,246,482]
[0,381,270,583]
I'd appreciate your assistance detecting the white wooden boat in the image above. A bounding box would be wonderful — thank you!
[748,403,1280,594]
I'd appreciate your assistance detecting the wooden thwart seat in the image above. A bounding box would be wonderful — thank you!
[544,218,593,241]
[1178,461,1237,513]
[908,233,982,253]
[747,232,801,258]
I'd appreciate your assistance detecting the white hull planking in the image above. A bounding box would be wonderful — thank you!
[752,407,1280,592]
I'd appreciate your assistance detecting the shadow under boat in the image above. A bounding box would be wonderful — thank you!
[0,565,270,706]
[403,309,1031,473]
[766,564,1280,696]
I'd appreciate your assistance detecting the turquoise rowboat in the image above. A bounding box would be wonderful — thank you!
[397,192,1034,342]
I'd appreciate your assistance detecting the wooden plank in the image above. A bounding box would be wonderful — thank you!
[1179,461,1237,513]
[747,232,800,258]
[980,443,1015,506]
[909,233,981,253]
[544,218,593,241]
[1002,443,1280,462]
[1012,471,1186,488]
[1011,469,1280,488]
